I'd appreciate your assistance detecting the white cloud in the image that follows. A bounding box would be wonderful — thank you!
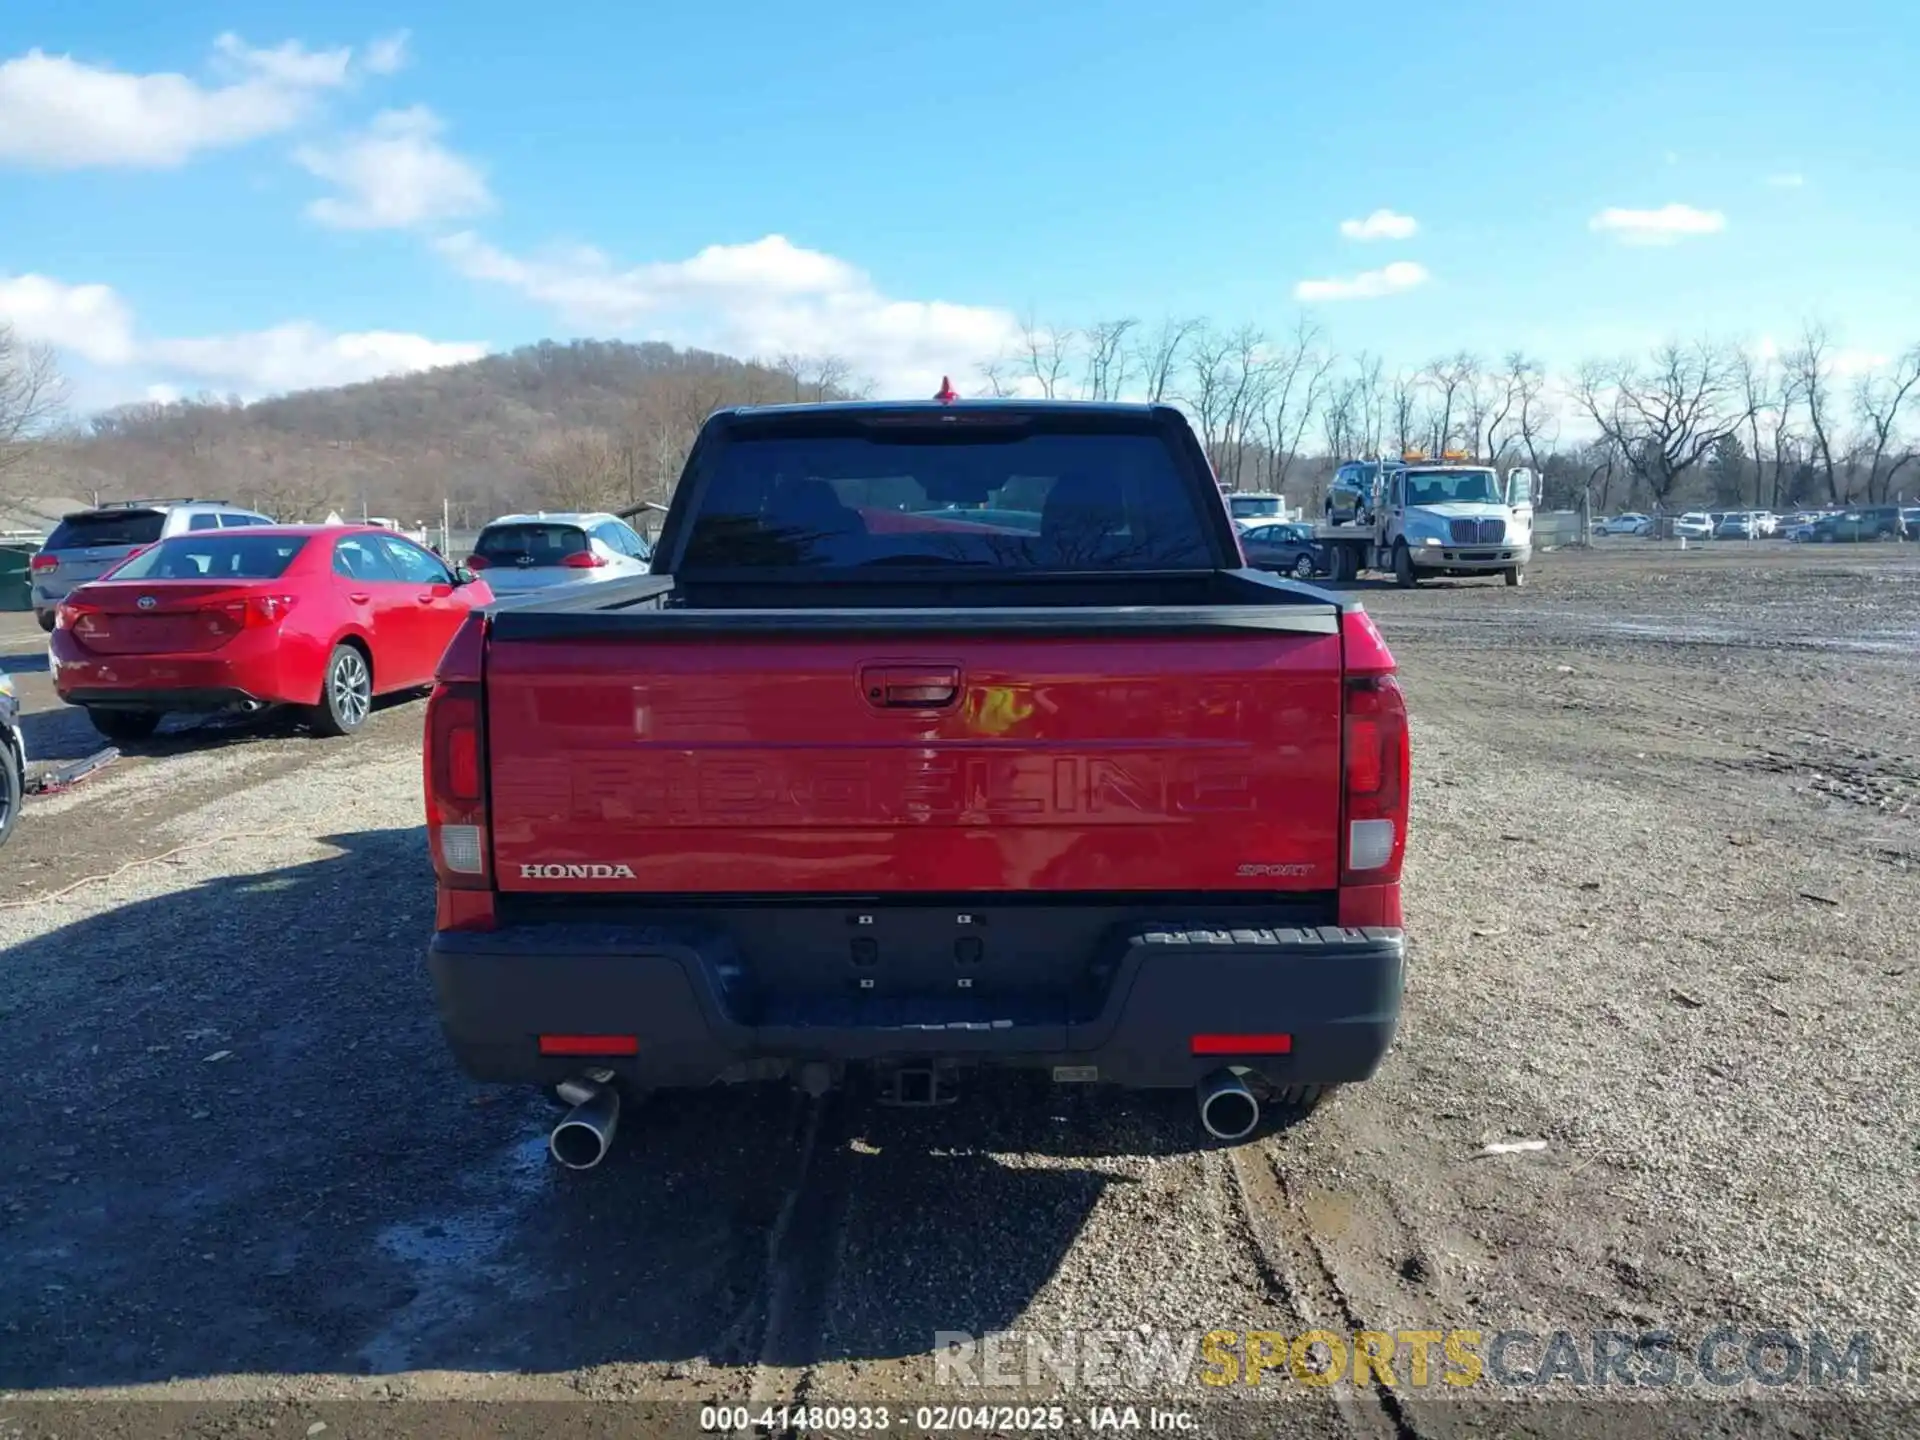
[1293,261,1430,303]
[0,274,138,364]
[362,32,411,76]
[209,32,353,89]
[1765,172,1805,188]
[148,325,487,393]
[297,107,493,231]
[437,231,1021,395]
[0,272,485,399]
[1339,208,1418,242]
[1588,203,1726,245]
[0,32,395,169]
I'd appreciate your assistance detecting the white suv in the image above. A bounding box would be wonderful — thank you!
[1674,512,1715,541]
[30,499,277,631]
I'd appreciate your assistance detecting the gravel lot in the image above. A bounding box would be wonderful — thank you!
[1,541,1915,1435]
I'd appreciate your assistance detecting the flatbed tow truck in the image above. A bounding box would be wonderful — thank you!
[1313,451,1538,587]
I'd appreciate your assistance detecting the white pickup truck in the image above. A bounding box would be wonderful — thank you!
[1314,459,1536,588]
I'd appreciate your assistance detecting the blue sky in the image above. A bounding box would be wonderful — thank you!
[2,0,1914,409]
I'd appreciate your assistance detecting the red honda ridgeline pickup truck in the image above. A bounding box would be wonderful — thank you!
[423,396,1409,1167]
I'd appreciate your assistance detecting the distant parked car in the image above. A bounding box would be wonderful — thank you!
[1715,512,1758,539]
[49,525,493,741]
[0,670,22,850]
[464,512,653,594]
[1813,506,1905,542]
[1674,512,1715,541]
[1236,521,1325,579]
[1901,507,1920,539]
[28,498,277,633]
[1598,512,1652,536]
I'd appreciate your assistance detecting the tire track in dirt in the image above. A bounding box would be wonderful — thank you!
[742,1091,858,1408]
[1228,1144,1419,1440]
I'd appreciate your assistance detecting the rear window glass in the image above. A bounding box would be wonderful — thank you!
[678,429,1214,572]
[46,510,167,550]
[474,523,589,566]
[110,535,308,581]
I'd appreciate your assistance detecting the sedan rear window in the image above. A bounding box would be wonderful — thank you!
[110,535,309,581]
[474,523,590,566]
[45,510,167,550]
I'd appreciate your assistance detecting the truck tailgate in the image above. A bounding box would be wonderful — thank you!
[485,630,1343,894]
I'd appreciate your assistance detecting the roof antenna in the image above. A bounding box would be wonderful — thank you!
[934,376,959,403]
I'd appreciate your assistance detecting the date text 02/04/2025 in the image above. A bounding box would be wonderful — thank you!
[697,1404,1197,1432]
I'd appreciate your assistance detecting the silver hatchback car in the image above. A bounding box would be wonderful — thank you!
[30,498,277,631]
[463,512,653,594]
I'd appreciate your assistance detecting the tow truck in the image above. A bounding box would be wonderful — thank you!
[1313,451,1537,587]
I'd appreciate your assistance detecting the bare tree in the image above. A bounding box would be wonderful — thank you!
[1510,356,1557,474]
[773,353,809,403]
[770,353,854,403]
[1135,317,1201,404]
[1421,352,1479,454]
[527,428,623,511]
[1080,319,1137,401]
[1573,340,1745,511]
[1258,318,1336,489]
[1733,348,1777,511]
[0,322,68,482]
[1853,345,1920,503]
[1788,324,1843,504]
[1390,370,1422,454]
[1319,379,1359,468]
[1182,323,1238,480]
[1020,314,1075,399]
[1350,352,1386,458]
[1479,352,1546,467]
[1580,435,1624,515]
[975,356,1016,398]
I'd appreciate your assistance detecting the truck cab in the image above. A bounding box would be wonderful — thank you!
[1317,453,1534,588]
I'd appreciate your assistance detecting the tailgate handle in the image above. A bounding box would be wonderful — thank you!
[863,664,961,709]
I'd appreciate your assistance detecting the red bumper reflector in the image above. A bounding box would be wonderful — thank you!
[538,1034,639,1056]
[1190,1033,1293,1056]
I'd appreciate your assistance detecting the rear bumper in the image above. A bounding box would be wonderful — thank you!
[50,633,295,709]
[30,580,72,611]
[59,686,266,713]
[427,919,1405,1092]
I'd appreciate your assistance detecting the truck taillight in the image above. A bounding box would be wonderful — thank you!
[425,679,490,891]
[1340,674,1409,888]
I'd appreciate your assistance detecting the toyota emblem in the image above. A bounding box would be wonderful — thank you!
[137,595,157,609]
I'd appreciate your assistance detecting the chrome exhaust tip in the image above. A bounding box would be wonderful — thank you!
[1197,1070,1262,1142]
[549,1079,621,1170]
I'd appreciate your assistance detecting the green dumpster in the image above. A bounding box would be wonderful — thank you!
[0,543,37,611]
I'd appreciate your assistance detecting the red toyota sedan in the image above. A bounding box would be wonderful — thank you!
[50,525,494,742]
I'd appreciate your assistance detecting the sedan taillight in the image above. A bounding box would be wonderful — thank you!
[561,550,607,569]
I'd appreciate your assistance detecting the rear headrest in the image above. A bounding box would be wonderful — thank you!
[1040,473,1122,544]
[771,479,863,531]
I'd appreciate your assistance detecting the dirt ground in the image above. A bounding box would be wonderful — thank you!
[1,540,1915,1437]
